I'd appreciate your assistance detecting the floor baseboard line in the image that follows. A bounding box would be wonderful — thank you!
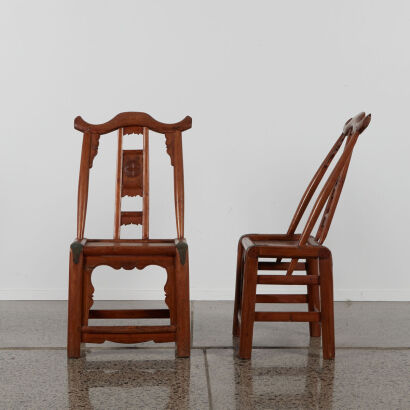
[1,288,410,301]
[1,346,409,351]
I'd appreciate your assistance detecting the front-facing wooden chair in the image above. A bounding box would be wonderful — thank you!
[233,112,371,360]
[67,112,192,358]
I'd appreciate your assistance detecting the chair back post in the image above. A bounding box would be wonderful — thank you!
[287,113,371,243]
[298,112,371,247]
[298,131,360,246]
[142,127,150,239]
[286,133,346,236]
[76,133,92,240]
[172,131,185,239]
[315,134,353,244]
[113,128,123,239]
[284,112,370,276]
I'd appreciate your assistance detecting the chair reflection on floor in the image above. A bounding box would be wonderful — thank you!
[67,352,190,409]
[234,340,335,408]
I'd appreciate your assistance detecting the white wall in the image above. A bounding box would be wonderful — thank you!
[1,0,409,301]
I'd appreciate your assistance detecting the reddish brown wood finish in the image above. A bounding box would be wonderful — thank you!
[233,112,371,360]
[68,112,192,358]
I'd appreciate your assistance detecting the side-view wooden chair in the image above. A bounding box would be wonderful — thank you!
[233,112,371,360]
[67,112,192,358]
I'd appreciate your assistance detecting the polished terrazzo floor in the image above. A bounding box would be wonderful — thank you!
[0,301,409,409]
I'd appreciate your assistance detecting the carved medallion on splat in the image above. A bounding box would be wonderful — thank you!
[121,150,143,197]
[89,133,100,168]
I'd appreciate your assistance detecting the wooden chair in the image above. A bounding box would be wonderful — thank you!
[232,112,371,360]
[67,112,192,358]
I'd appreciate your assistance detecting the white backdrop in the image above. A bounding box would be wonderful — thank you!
[1,0,409,300]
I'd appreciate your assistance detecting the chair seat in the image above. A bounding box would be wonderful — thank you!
[241,234,328,258]
[83,239,178,256]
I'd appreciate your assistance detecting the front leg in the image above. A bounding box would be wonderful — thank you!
[319,254,335,360]
[238,251,259,359]
[67,240,86,358]
[175,239,190,357]
[233,236,246,337]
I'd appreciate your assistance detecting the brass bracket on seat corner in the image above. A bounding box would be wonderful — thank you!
[175,240,188,265]
[70,240,84,264]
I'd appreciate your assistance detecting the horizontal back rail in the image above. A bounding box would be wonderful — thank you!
[75,112,192,135]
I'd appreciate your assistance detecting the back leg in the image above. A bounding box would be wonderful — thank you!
[67,246,84,358]
[319,255,335,359]
[307,258,321,337]
[175,241,190,358]
[233,238,245,337]
[238,253,258,359]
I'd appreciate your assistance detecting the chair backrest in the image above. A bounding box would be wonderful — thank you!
[73,112,192,240]
[287,112,371,247]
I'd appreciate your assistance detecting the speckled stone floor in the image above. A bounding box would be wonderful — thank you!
[0,301,409,409]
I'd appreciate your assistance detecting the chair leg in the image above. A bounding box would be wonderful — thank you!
[238,254,258,359]
[67,249,84,358]
[233,239,245,337]
[307,258,321,337]
[175,242,190,358]
[319,255,335,360]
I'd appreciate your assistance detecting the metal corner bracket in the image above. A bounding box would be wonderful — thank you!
[70,240,84,264]
[175,240,188,265]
